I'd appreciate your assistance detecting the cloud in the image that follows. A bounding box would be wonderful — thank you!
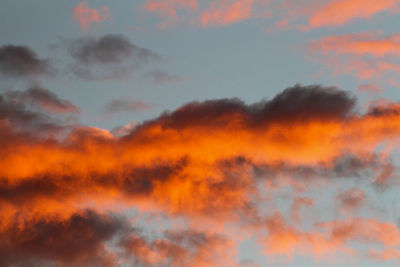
[2,84,400,265]
[201,0,254,27]
[143,0,399,30]
[253,211,400,260]
[72,1,111,31]
[0,45,53,78]
[308,0,398,28]
[309,32,400,57]
[120,229,234,267]
[308,32,400,85]
[144,0,198,29]
[0,84,399,216]
[104,98,152,114]
[0,210,127,266]
[111,120,138,137]
[5,86,79,114]
[0,91,67,136]
[358,84,382,93]
[143,68,181,84]
[336,188,367,212]
[68,34,161,80]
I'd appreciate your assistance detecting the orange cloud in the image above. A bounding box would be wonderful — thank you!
[201,0,253,27]
[2,85,400,265]
[144,0,198,29]
[2,84,400,219]
[309,32,400,57]
[308,0,398,28]
[72,2,110,31]
[308,32,400,84]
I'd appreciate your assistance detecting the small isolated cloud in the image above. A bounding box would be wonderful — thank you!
[5,86,79,114]
[72,1,111,31]
[358,84,382,93]
[68,34,161,81]
[336,188,367,212]
[104,98,152,114]
[0,45,53,78]
[143,68,181,84]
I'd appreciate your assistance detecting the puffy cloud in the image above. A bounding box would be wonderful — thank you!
[5,86,79,114]
[0,45,53,78]
[0,92,66,136]
[2,84,400,265]
[0,210,126,266]
[68,34,161,81]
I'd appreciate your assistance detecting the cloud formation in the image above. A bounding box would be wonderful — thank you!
[2,85,400,265]
[308,0,398,28]
[144,0,198,29]
[5,86,79,114]
[68,34,161,80]
[201,0,254,27]
[142,0,400,29]
[308,32,400,84]
[0,45,53,78]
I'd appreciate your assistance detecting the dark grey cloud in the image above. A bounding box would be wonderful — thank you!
[0,210,127,267]
[5,86,79,114]
[0,94,62,135]
[0,45,53,78]
[0,88,79,142]
[151,84,356,130]
[119,229,229,267]
[68,34,161,81]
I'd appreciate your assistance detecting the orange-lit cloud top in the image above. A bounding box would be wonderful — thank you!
[72,1,110,31]
[2,85,400,214]
[2,85,400,265]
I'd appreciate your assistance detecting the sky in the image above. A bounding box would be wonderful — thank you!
[1,0,400,266]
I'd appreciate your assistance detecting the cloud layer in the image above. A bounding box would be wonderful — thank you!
[1,84,400,265]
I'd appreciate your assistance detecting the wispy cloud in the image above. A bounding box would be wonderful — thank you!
[72,1,111,31]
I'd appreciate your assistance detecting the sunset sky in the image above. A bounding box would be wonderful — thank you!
[1,1,400,266]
